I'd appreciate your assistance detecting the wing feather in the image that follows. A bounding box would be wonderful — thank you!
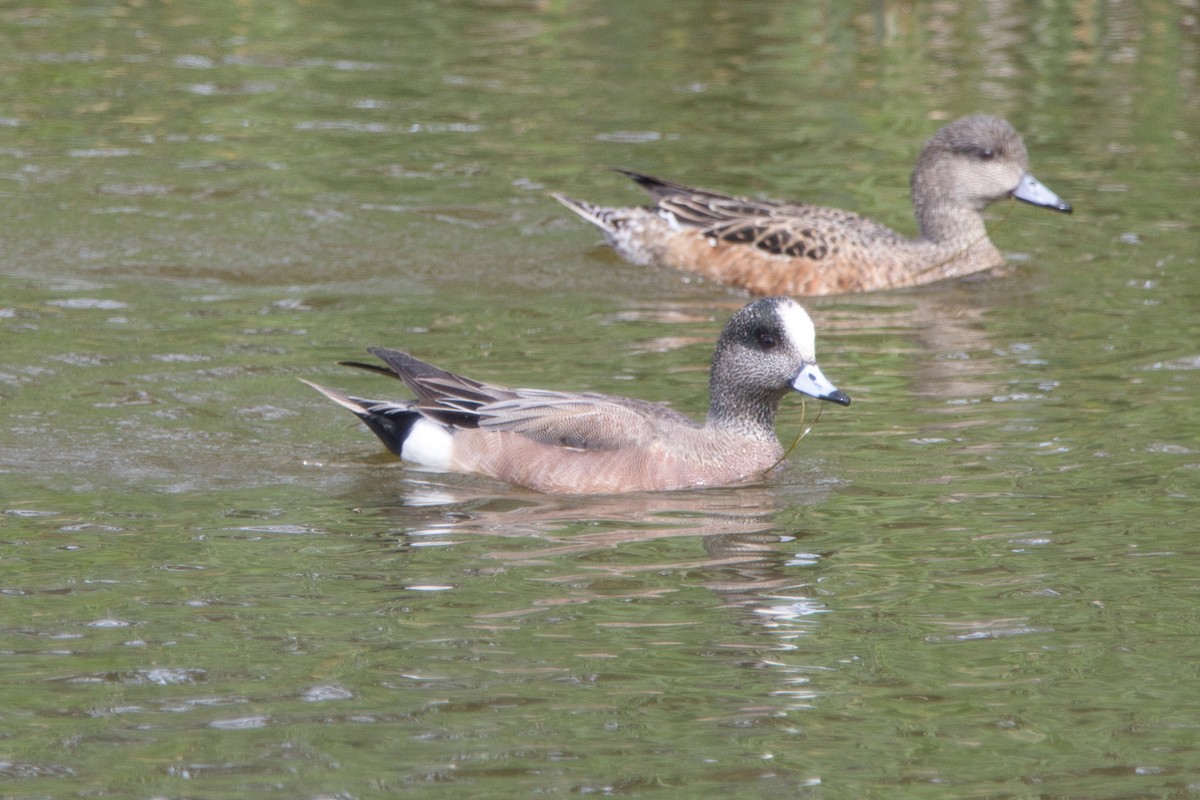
[339,347,702,451]
[618,170,903,260]
[478,390,699,451]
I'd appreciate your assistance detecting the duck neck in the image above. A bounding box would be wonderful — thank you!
[908,187,1003,281]
[705,376,784,441]
[913,197,991,246]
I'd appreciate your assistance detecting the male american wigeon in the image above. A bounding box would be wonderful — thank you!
[302,297,850,494]
[553,115,1072,296]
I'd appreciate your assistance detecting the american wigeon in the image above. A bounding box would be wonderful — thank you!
[302,297,850,494]
[553,115,1072,296]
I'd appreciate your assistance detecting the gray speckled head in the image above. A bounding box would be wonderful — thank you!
[708,297,848,435]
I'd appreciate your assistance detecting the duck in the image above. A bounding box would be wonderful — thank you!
[552,115,1072,296]
[301,297,850,494]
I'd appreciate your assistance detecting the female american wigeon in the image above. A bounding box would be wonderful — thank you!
[553,115,1072,296]
[302,297,850,494]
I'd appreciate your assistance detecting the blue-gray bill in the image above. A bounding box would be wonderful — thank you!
[1012,172,1072,213]
[792,364,851,407]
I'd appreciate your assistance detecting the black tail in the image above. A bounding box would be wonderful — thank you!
[351,403,421,458]
[299,379,420,457]
[613,168,701,201]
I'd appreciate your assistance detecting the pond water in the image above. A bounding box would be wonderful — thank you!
[2,1,1199,798]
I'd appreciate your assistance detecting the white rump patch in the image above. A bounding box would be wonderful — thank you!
[400,418,454,470]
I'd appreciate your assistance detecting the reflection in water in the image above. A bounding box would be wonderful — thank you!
[2,1,1196,795]
[605,287,1021,476]
[345,474,840,714]
[351,475,833,618]
[606,287,1007,402]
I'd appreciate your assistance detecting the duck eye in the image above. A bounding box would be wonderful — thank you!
[758,333,777,350]
[978,147,996,160]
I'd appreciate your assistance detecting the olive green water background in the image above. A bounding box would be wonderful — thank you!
[2,2,1199,798]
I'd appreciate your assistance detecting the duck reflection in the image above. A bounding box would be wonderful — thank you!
[611,286,1012,409]
[341,471,834,633]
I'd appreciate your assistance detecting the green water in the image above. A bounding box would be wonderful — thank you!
[2,2,1198,798]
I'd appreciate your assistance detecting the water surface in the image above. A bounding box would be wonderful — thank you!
[2,2,1198,798]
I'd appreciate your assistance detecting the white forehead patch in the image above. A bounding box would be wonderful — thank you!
[777,299,817,359]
